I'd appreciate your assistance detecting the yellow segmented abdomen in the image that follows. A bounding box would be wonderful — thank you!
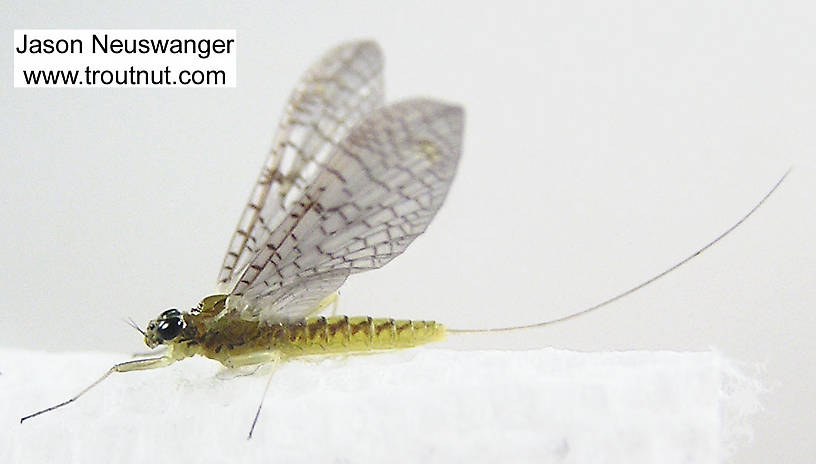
[279,315,446,357]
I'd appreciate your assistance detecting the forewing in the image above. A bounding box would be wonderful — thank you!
[230,99,464,321]
[217,40,384,291]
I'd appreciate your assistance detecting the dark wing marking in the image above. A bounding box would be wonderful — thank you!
[217,40,384,291]
[229,99,464,321]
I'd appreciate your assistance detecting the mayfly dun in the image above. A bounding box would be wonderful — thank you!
[21,40,789,438]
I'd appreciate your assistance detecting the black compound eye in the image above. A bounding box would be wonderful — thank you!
[156,316,184,341]
[160,308,181,319]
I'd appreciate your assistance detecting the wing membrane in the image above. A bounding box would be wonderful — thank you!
[230,99,464,321]
[217,40,384,291]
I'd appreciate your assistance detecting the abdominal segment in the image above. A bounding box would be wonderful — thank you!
[196,315,446,364]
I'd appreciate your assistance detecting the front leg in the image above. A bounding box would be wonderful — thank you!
[114,355,175,372]
[21,355,175,422]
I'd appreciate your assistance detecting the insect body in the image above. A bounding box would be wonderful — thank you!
[22,40,461,432]
[146,294,445,369]
[21,39,787,435]
[137,39,461,373]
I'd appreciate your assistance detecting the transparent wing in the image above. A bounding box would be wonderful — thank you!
[227,270,349,322]
[228,99,464,322]
[216,40,384,291]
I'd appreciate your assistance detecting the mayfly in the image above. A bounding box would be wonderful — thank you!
[21,40,788,437]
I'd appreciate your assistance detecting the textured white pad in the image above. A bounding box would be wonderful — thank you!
[3,348,760,463]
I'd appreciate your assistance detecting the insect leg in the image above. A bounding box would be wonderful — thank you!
[245,353,283,439]
[131,346,168,358]
[114,355,175,372]
[215,364,262,380]
[222,350,282,369]
[305,291,340,318]
[329,292,339,317]
[20,355,174,423]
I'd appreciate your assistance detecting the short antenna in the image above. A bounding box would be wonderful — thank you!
[125,317,146,336]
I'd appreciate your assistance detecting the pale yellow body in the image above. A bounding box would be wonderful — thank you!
[171,313,447,368]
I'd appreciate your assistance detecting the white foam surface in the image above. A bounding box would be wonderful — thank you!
[2,348,761,463]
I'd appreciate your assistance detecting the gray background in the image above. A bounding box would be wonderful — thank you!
[2,1,813,462]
